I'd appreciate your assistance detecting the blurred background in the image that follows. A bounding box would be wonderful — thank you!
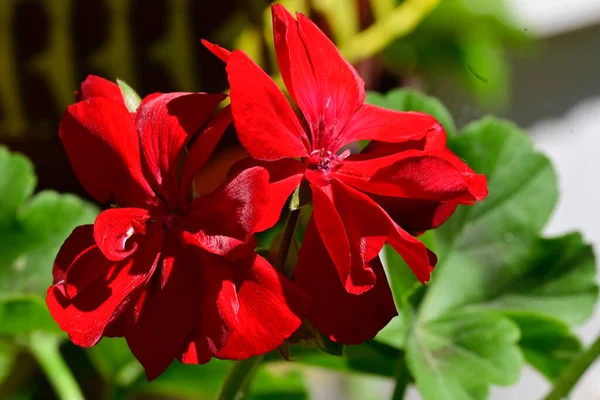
[1,0,599,399]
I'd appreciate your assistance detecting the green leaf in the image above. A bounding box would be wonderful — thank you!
[0,146,98,334]
[87,338,143,387]
[117,79,142,113]
[420,117,559,320]
[251,367,308,400]
[477,233,597,325]
[0,340,17,386]
[507,312,582,381]
[406,310,523,400]
[0,295,62,335]
[366,89,456,135]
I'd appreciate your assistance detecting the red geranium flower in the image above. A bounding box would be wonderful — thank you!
[47,76,309,379]
[203,5,487,344]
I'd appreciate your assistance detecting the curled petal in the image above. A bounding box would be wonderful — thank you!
[226,50,310,160]
[136,92,226,207]
[93,208,150,262]
[46,225,164,347]
[186,166,270,243]
[295,220,397,344]
[76,75,124,104]
[59,98,153,207]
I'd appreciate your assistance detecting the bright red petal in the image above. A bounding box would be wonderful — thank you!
[226,50,310,160]
[186,166,270,246]
[76,75,124,104]
[229,158,306,232]
[125,235,203,380]
[387,220,436,284]
[339,105,444,148]
[201,39,231,62]
[136,92,226,207]
[93,208,150,262]
[179,106,233,203]
[216,254,309,359]
[47,225,164,347]
[295,220,397,344]
[59,98,153,207]
[271,5,365,151]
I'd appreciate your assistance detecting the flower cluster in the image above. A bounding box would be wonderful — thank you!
[47,5,486,379]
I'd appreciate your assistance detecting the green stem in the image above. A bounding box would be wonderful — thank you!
[391,351,409,400]
[543,333,600,400]
[27,333,84,400]
[217,356,264,400]
[277,208,301,277]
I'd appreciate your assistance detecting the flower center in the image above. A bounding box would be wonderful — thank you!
[162,214,180,230]
[308,148,351,173]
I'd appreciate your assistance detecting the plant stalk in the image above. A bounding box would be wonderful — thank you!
[391,351,409,400]
[277,208,301,276]
[217,356,264,400]
[27,333,84,400]
[543,333,600,400]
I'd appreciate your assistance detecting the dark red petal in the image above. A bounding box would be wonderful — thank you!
[216,254,309,359]
[59,98,153,207]
[76,75,124,103]
[371,155,486,202]
[125,235,203,380]
[186,166,270,245]
[179,106,233,203]
[271,5,365,151]
[136,92,226,207]
[46,226,164,347]
[339,104,444,147]
[371,195,458,233]
[180,251,239,364]
[227,50,310,160]
[229,158,306,232]
[201,39,231,62]
[53,225,95,283]
[295,220,397,344]
[93,208,150,261]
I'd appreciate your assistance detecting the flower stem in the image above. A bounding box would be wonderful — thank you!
[543,333,600,400]
[27,333,84,400]
[217,356,264,400]
[277,208,301,277]
[391,351,409,400]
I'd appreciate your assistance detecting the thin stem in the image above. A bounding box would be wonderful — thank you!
[27,333,84,400]
[217,356,264,400]
[277,208,301,277]
[391,351,409,400]
[543,333,600,400]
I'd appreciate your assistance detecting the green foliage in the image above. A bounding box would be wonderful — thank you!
[117,79,142,113]
[370,89,597,399]
[383,0,531,107]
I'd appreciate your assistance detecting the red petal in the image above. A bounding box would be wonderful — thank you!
[271,6,365,151]
[387,220,436,284]
[180,251,239,364]
[183,167,270,254]
[226,50,310,160]
[229,158,306,232]
[53,225,95,284]
[371,155,485,202]
[59,98,153,207]
[295,220,397,344]
[371,195,458,233]
[201,39,231,62]
[136,92,226,207]
[339,105,444,147]
[216,254,309,359]
[93,208,150,261]
[125,235,203,380]
[46,226,164,347]
[76,75,124,103]
[179,106,233,203]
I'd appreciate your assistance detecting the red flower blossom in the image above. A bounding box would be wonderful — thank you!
[204,5,487,344]
[47,76,309,379]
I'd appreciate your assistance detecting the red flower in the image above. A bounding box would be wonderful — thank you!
[47,76,309,379]
[204,5,487,344]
